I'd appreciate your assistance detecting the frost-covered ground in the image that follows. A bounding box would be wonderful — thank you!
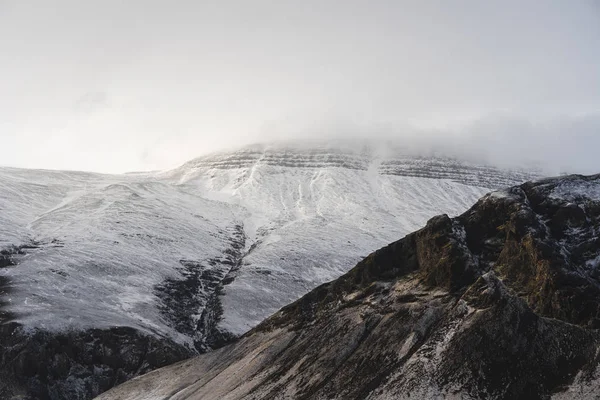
[0,142,539,347]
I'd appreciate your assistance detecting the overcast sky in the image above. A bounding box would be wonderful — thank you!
[1,0,599,173]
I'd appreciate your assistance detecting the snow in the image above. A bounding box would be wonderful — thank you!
[181,168,489,335]
[0,143,533,345]
[488,189,513,200]
[0,170,241,345]
[550,177,600,201]
[586,254,600,269]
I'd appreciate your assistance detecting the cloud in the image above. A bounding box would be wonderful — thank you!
[451,114,600,175]
[0,1,598,174]
[243,112,600,175]
[73,92,110,114]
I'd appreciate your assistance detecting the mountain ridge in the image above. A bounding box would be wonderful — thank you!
[169,141,540,189]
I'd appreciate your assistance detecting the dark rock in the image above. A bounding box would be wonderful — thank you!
[153,224,245,352]
[0,323,192,400]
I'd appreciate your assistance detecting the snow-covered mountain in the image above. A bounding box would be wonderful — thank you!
[99,173,600,400]
[0,141,540,399]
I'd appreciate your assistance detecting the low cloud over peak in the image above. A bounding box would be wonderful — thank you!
[0,1,598,174]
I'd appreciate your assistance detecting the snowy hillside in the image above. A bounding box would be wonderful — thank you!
[0,168,244,343]
[164,143,538,335]
[0,142,540,399]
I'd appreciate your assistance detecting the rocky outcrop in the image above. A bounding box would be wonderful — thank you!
[154,224,246,352]
[379,156,537,188]
[0,323,191,400]
[98,174,600,400]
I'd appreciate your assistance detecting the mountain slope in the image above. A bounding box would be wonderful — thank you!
[0,142,539,399]
[164,143,537,336]
[98,173,600,400]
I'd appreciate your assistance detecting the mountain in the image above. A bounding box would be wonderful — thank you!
[0,142,539,399]
[97,173,600,400]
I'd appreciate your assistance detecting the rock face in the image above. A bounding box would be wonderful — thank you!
[98,174,600,400]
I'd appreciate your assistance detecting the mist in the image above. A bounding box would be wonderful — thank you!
[0,1,598,174]
[247,113,600,175]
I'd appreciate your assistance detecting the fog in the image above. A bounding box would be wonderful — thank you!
[0,1,598,174]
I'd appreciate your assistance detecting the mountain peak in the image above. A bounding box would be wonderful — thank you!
[170,140,541,189]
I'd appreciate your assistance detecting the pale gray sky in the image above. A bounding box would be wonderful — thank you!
[0,0,599,173]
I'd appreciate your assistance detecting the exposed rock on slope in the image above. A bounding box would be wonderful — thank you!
[99,174,600,400]
[0,323,190,400]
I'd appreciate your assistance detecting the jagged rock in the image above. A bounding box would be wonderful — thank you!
[98,174,600,400]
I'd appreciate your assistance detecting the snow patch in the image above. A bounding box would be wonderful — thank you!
[550,178,600,201]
